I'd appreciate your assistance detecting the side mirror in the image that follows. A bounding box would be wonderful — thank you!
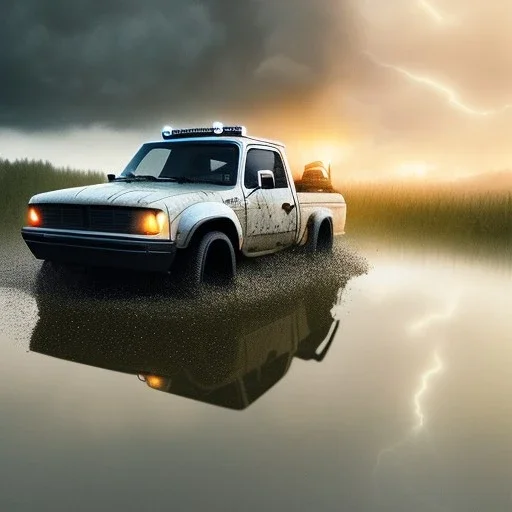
[257,170,275,190]
[107,174,116,182]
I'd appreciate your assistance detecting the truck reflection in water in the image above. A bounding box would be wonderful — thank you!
[137,291,342,409]
[30,253,361,410]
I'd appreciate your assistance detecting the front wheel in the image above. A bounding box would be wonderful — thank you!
[179,231,236,288]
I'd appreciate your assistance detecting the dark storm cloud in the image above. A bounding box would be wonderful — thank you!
[0,0,358,129]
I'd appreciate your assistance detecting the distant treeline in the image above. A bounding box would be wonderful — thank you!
[0,158,104,232]
[341,181,512,248]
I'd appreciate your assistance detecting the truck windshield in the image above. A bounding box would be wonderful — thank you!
[120,142,240,186]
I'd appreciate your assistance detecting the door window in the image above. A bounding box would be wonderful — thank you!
[244,149,289,189]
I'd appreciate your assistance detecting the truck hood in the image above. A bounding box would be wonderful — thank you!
[30,181,230,208]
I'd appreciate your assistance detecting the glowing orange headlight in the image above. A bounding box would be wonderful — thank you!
[28,207,41,227]
[146,375,165,389]
[141,211,167,235]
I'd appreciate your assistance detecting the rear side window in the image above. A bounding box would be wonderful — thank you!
[244,149,289,189]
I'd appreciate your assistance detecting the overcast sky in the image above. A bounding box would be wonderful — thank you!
[0,0,510,180]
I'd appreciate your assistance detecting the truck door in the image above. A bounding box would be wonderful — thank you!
[242,147,297,254]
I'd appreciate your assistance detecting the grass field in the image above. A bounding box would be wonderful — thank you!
[340,181,512,248]
[1,157,511,250]
[0,158,104,232]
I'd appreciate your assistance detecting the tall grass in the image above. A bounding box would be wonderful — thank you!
[0,158,104,232]
[2,158,511,249]
[341,181,512,248]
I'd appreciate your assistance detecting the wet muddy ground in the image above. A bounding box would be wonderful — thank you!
[1,234,511,511]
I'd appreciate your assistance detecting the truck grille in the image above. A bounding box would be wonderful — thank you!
[34,204,155,234]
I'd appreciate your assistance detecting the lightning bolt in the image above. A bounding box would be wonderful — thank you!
[418,0,445,23]
[373,298,456,474]
[408,298,458,336]
[365,52,512,117]
[413,351,443,431]
[373,350,443,474]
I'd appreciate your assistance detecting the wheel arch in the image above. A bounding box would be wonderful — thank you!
[173,202,243,251]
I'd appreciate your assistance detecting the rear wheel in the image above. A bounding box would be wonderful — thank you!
[305,219,333,253]
[317,220,333,252]
[179,231,236,287]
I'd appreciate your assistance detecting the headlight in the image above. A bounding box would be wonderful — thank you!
[146,375,166,389]
[28,206,41,227]
[141,211,167,235]
[139,374,171,391]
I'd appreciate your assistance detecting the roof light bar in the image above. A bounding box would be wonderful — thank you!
[162,125,173,138]
[161,123,247,140]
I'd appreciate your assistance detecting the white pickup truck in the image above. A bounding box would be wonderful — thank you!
[22,124,346,285]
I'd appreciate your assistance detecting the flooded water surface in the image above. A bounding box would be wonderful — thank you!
[0,235,511,511]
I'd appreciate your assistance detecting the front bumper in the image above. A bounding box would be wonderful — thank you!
[21,228,176,272]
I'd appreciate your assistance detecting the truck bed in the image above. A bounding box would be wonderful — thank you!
[297,191,347,238]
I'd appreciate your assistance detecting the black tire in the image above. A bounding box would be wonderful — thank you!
[317,220,334,252]
[180,230,236,287]
[305,219,333,254]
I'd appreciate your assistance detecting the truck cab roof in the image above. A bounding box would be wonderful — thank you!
[157,123,285,148]
[149,135,285,148]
